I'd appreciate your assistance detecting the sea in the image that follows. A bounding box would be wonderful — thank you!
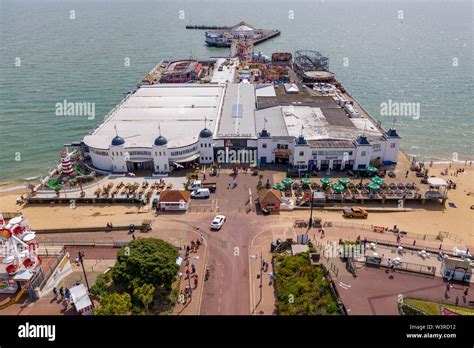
[0,0,473,185]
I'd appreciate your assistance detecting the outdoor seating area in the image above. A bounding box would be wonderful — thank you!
[270,173,428,206]
[94,179,173,202]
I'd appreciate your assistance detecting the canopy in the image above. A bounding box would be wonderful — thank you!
[368,183,381,190]
[332,184,345,192]
[427,177,448,187]
[371,177,384,185]
[282,178,294,185]
[338,178,350,185]
[301,178,312,185]
[70,284,93,313]
[367,166,378,172]
[272,183,285,190]
[320,178,332,185]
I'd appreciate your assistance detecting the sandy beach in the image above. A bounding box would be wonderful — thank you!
[0,162,472,249]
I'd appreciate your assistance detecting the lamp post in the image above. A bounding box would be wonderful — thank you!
[78,251,94,308]
[308,192,314,229]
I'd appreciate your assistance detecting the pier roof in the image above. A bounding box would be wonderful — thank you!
[84,84,225,149]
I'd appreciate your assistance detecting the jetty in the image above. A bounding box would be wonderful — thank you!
[187,21,280,47]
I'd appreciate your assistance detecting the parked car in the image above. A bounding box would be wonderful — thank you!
[342,207,368,219]
[210,215,226,230]
[190,188,210,199]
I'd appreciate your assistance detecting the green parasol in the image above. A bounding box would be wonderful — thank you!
[320,177,332,185]
[272,183,285,190]
[368,183,381,190]
[282,178,294,186]
[338,178,350,186]
[301,178,312,186]
[367,166,378,173]
[332,183,345,192]
[371,177,384,185]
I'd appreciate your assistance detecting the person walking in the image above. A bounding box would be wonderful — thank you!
[199,234,204,242]
[193,277,198,288]
[412,240,416,246]
[65,287,71,300]
[53,287,58,300]
[191,264,196,273]
[59,287,64,300]
[62,299,68,311]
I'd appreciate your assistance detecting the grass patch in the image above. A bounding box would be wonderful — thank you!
[274,252,342,315]
[404,298,474,315]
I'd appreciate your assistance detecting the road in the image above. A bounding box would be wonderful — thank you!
[198,211,256,315]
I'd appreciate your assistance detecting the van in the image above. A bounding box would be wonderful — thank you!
[190,188,210,199]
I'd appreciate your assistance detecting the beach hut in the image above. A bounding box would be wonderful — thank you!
[158,190,190,211]
[258,189,282,211]
[440,258,472,283]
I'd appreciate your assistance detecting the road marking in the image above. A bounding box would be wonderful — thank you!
[339,282,351,290]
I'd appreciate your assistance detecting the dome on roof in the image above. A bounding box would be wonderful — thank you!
[111,136,125,146]
[199,128,213,138]
[296,135,307,145]
[259,129,271,138]
[154,135,168,146]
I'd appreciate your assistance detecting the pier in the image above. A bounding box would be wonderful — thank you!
[188,21,280,47]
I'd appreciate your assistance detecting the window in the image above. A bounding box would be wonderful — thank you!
[156,165,160,170]
[155,152,157,156]
[361,151,366,157]
[262,143,267,149]
[201,143,203,148]
[164,164,168,169]
[299,151,304,156]
[390,143,396,148]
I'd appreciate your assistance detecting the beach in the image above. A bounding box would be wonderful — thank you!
[0,161,472,249]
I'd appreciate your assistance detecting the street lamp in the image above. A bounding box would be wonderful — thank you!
[77,251,94,307]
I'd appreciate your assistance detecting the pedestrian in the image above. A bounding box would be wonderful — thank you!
[412,240,416,246]
[405,170,409,178]
[132,233,136,240]
[59,287,64,300]
[200,233,204,242]
[186,268,190,278]
[446,281,451,291]
[464,288,469,297]
[194,277,198,288]
[65,288,71,300]
[53,287,58,300]
[191,264,196,273]
[196,239,201,247]
[455,296,459,306]
[203,173,206,180]
[186,245,190,253]
[439,244,442,250]
[62,299,68,311]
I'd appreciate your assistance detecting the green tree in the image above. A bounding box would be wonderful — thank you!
[112,238,179,291]
[133,283,155,314]
[95,293,132,315]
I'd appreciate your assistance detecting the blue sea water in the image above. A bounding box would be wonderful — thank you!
[0,0,472,183]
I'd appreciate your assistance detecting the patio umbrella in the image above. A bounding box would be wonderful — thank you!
[338,178,350,186]
[371,177,384,185]
[367,166,378,173]
[272,183,285,190]
[368,183,381,191]
[301,178,312,186]
[282,178,294,186]
[332,183,345,192]
[320,178,332,185]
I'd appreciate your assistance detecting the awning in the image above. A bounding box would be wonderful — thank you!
[174,153,200,163]
[70,284,93,312]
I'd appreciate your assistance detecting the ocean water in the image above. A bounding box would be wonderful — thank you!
[0,0,473,183]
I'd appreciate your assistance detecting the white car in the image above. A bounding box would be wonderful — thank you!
[210,215,226,230]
